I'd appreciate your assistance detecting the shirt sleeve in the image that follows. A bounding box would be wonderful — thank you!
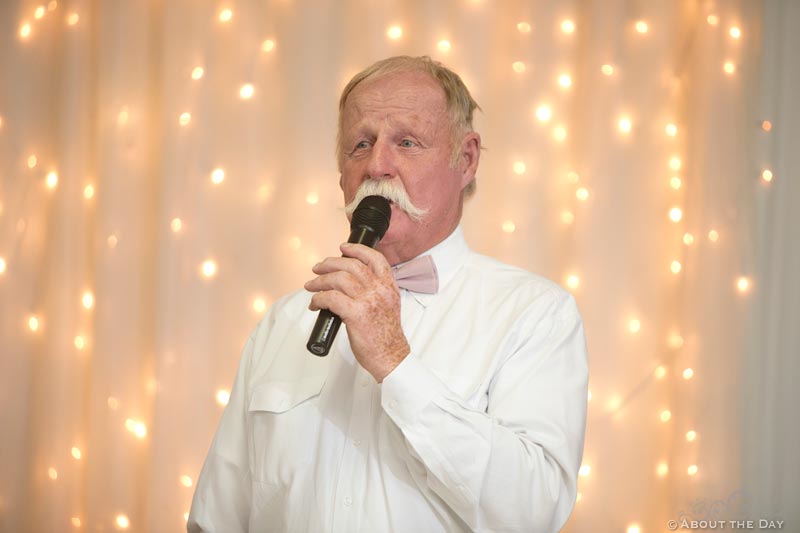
[187,334,257,533]
[381,289,589,532]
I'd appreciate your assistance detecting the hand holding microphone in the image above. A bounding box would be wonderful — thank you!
[306,195,392,356]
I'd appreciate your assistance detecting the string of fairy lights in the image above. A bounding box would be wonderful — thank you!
[0,2,772,531]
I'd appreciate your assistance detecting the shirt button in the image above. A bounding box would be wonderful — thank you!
[353,439,361,447]
[343,496,352,507]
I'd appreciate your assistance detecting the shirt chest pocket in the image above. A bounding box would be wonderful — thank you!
[247,376,326,486]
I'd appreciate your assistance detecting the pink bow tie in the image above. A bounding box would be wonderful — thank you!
[392,255,439,294]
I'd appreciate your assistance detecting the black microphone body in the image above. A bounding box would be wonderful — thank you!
[306,196,391,356]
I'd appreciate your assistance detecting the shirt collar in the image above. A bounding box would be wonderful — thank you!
[395,224,470,307]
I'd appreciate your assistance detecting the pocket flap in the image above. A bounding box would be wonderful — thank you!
[248,375,326,413]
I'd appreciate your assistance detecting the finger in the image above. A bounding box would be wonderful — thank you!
[340,243,392,277]
[308,290,355,321]
[312,256,373,280]
[304,271,363,298]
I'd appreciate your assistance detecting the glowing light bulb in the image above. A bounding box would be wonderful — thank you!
[211,168,225,184]
[761,120,772,132]
[628,318,641,334]
[617,116,632,134]
[561,19,575,34]
[682,233,694,245]
[688,464,698,476]
[48,467,58,480]
[601,64,614,76]
[386,25,402,40]
[558,73,572,89]
[634,20,648,34]
[670,260,682,274]
[579,464,590,476]
[201,259,217,279]
[239,84,254,99]
[184,512,189,522]
[28,315,40,332]
[502,220,516,233]
[71,446,82,459]
[191,67,204,80]
[736,276,750,293]
[660,409,672,422]
[657,462,669,477]
[179,112,191,126]
[723,61,736,74]
[761,169,773,182]
[218,8,232,22]
[116,514,130,529]
[82,290,94,309]
[19,22,32,40]
[669,156,682,171]
[437,40,451,52]
[575,187,589,201]
[74,335,86,350]
[707,14,719,26]
[708,229,719,242]
[125,419,147,439]
[305,191,319,204]
[654,366,667,379]
[576,492,582,502]
[517,22,531,33]
[84,184,95,199]
[668,332,684,349]
[46,171,58,189]
[587,390,592,402]
[66,12,79,26]
[686,430,697,442]
[35,6,46,19]
[71,517,81,527]
[216,389,230,406]
[669,207,683,222]
[670,176,682,190]
[180,475,193,487]
[566,274,580,290]
[552,125,567,142]
[261,39,275,52]
[729,26,741,39]
[252,297,267,313]
[627,524,641,533]
[561,211,575,224]
[170,218,182,233]
[27,154,37,168]
[682,368,694,380]
[535,104,552,123]
[0,257,6,275]
[512,61,526,73]
[665,123,678,136]
[513,161,526,175]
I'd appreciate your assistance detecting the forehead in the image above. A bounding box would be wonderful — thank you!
[341,71,447,131]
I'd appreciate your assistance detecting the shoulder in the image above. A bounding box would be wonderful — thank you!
[462,251,577,313]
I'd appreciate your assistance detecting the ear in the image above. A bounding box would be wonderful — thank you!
[458,132,481,189]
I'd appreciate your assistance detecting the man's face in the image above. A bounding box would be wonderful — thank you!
[339,70,478,265]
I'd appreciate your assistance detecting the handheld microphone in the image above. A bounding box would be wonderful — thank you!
[306,195,392,356]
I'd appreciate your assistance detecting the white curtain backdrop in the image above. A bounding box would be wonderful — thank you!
[0,0,797,531]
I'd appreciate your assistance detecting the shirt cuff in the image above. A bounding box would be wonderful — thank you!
[381,352,448,426]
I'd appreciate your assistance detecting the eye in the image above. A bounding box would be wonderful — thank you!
[400,139,416,148]
[352,140,371,152]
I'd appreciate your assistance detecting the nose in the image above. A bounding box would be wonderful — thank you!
[365,139,396,181]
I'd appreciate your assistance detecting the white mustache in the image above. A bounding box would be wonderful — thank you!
[344,180,428,222]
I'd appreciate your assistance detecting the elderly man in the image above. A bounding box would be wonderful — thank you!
[188,56,588,532]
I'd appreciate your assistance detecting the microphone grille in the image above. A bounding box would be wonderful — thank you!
[351,195,391,238]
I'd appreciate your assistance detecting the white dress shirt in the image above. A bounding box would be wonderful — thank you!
[188,225,588,533]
